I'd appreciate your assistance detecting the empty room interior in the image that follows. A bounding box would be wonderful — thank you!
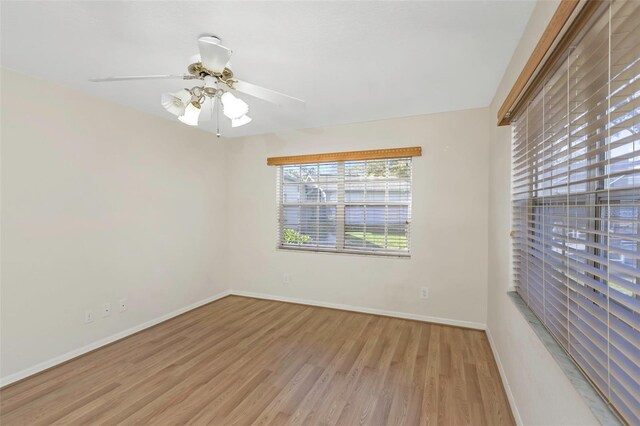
[1,0,639,425]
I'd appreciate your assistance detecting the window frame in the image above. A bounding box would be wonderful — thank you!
[276,158,413,258]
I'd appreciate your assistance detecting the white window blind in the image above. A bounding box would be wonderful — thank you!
[277,158,412,256]
[512,1,639,423]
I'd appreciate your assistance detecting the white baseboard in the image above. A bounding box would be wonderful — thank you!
[230,290,486,330]
[0,290,231,387]
[486,327,522,425]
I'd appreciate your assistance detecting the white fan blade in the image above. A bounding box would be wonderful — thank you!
[198,36,232,74]
[89,74,195,82]
[232,79,305,107]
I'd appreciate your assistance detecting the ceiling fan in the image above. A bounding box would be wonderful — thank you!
[90,35,305,136]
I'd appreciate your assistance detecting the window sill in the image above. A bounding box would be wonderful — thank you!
[507,291,622,425]
[276,246,411,259]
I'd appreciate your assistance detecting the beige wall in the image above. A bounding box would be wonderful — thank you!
[1,69,229,380]
[487,1,598,424]
[226,108,490,327]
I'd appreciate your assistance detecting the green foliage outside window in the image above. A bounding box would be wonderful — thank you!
[283,228,311,244]
[365,160,410,178]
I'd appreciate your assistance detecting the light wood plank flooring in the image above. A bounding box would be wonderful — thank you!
[0,296,514,425]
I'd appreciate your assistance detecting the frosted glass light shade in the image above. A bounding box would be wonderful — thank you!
[161,90,192,117]
[178,102,201,126]
[232,114,252,128]
[221,92,249,119]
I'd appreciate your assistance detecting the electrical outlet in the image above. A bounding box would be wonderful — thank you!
[102,303,111,317]
[420,287,429,299]
[283,273,291,285]
[119,298,127,312]
[84,310,94,324]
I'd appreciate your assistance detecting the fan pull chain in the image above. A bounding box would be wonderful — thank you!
[215,94,221,138]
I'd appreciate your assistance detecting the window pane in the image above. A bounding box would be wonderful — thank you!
[344,205,408,252]
[345,182,365,202]
[345,160,368,179]
[388,158,411,178]
[283,184,300,203]
[279,157,412,255]
[318,162,339,182]
[282,165,301,183]
[300,164,318,180]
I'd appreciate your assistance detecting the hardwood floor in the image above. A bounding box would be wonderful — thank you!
[0,296,514,425]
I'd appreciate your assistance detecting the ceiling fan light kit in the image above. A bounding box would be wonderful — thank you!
[177,101,202,126]
[90,35,305,137]
[221,92,249,120]
[161,89,192,117]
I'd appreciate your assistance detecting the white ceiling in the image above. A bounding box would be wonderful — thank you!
[1,1,535,138]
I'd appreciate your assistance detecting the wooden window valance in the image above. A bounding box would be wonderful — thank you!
[266,146,422,166]
[497,0,606,126]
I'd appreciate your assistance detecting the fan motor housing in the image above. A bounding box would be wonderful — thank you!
[188,62,233,81]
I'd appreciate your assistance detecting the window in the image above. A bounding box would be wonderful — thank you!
[277,157,412,256]
[511,1,639,423]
